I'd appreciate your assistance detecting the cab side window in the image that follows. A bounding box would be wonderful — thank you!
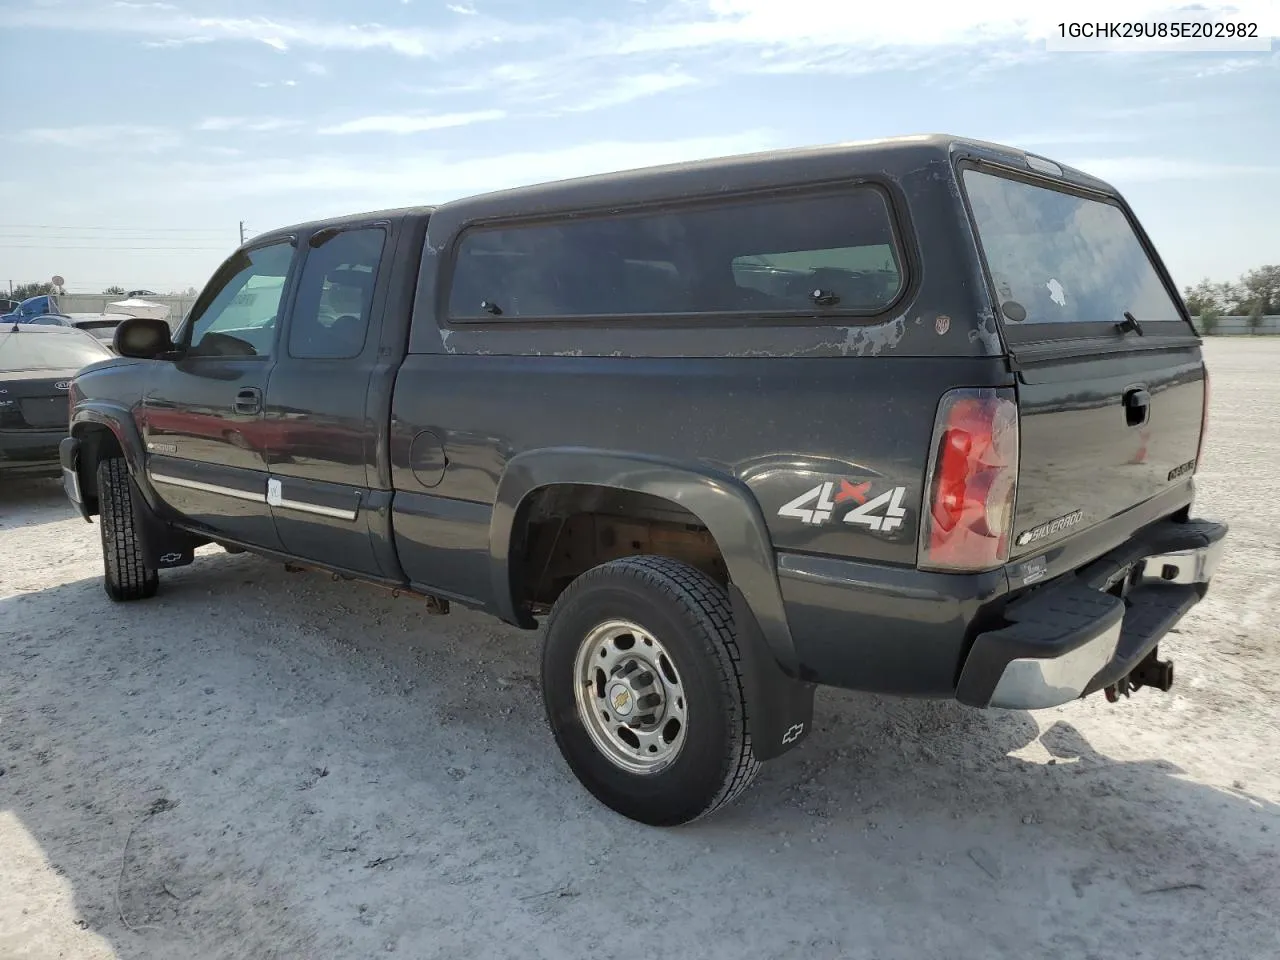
[288,228,387,360]
[186,241,295,358]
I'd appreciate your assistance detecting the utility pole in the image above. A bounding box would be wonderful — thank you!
[239,220,246,245]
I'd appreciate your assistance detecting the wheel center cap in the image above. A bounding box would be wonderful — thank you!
[607,681,635,717]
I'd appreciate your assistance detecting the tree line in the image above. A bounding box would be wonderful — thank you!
[5,281,199,300]
[1181,264,1279,332]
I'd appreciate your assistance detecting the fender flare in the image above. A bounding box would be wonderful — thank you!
[70,402,165,513]
[489,447,813,761]
[490,448,796,668]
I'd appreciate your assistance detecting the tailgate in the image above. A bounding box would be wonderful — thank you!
[1011,348,1204,558]
[960,163,1206,559]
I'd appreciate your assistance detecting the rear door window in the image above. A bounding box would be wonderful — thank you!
[447,187,904,321]
[288,228,386,359]
[962,169,1191,341]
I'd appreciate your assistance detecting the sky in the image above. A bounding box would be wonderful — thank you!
[1,0,1277,296]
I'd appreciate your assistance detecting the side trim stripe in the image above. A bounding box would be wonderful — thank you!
[274,497,359,522]
[150,472,266,504]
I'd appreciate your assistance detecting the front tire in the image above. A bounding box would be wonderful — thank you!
[541,556,761,826]
[97,456,159,602]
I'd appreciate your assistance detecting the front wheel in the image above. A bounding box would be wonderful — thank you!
[541,556,761,826]
[97,456,159,602]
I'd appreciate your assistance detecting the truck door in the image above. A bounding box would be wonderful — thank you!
[142,240,296,550]
[261,223,394,578]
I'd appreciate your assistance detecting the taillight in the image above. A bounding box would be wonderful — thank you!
[919,387,1020,572]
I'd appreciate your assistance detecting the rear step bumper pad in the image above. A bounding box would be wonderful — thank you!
[957,518,1228,710]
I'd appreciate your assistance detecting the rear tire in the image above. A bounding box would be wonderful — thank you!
[541,556,761,826]
[97,456,159,602]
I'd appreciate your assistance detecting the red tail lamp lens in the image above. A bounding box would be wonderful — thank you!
[919,388,1019,572]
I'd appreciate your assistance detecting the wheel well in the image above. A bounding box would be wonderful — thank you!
[74,424,123,515]
[510,484,728,618]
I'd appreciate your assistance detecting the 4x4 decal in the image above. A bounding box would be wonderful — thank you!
[778,479,908,532]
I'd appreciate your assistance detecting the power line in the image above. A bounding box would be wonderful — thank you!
[0,223,233,233]
[0,234,231,243]
[0,243,228,251]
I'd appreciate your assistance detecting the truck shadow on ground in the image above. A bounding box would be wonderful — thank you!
[1,549,1277,959]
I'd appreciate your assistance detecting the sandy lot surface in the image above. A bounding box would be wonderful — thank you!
[2,338,1277,960]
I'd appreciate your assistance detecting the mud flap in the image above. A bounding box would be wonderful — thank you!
[729,584,816,761]
[129,472,204,569]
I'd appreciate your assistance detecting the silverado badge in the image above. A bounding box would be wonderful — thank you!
[1015,509,1084,547]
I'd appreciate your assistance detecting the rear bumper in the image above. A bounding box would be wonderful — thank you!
[958,517,1226,709]
[0,429,65,477]
[776,516,1227,708]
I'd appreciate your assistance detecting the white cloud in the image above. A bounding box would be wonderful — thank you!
[303,61,328,75]
[259,36,288,52]
[17,124,181,151]
[130,131,778,207]
[9,0,1278,65]
[142,35,212,48]
[995,130,1146,148]
[1191,55,1277,78]
[560,69,698,112]
[317,109,506,135]
[194,117,300,133]
[0,3,557,58]
[612,0,1279,55]
[1067,156,1280,182]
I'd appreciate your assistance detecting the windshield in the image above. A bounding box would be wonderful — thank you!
[963,169,1187,337]
[0,329,114,371]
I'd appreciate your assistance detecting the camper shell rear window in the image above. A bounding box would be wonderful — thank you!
[961,167,1194,342]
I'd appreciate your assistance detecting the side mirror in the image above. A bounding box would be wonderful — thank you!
[113,316,175,359]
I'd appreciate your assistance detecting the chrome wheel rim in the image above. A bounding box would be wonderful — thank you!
[573,619,688,774]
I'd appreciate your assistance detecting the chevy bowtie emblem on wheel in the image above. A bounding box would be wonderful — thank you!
[782,723,805,745]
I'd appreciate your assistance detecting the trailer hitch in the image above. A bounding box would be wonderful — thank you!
[1104,647,1174,702]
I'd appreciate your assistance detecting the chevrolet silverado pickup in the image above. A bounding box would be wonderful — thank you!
[59,135,1227,825]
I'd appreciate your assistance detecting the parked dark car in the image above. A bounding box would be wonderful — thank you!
[1,323,114,477]
[59,135,1226,825]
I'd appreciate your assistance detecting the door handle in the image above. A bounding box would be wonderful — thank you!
[1123,387,1150,427]
[234,387,262,415]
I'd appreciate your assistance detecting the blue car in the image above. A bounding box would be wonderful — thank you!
[0,294,65,323]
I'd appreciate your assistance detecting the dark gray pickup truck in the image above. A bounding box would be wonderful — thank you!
[59,135,1227,825]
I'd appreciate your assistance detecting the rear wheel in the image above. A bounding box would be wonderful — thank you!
[97,456,159,602]
[541,556,760,826]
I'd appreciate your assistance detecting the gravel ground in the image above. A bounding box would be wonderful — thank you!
[2,338,1277,960]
